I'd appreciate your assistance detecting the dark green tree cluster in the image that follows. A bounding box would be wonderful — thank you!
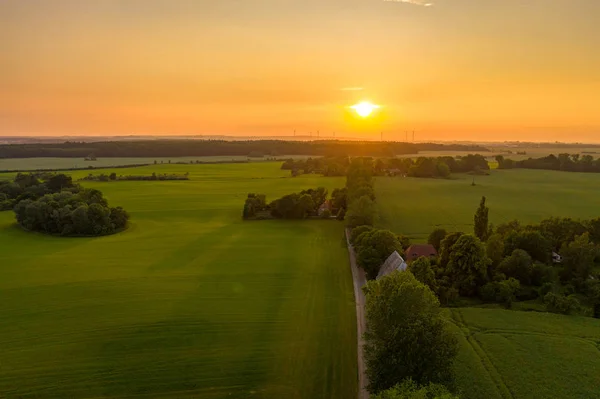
[0,173,79,211]
[281,156,350,176]
[80,172,189,181]
[364,272,458,395]
[242,187,336,220]
[14,188,129,236]
[345,158,378,227]
[352,227,406,280]
[497,153,600,173]
[242,194,268,219]
[0,140,487,159]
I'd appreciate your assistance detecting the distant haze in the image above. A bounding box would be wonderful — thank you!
[1,0,599,141]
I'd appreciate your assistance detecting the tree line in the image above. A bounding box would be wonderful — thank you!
[1,172,77,211]
[242,187,347,220]
[0,140,487,159]
[14,188,129,236]
[415,198,600,316]
[80,172,189,182]
[282,154,490,179]
[496,153,600,173]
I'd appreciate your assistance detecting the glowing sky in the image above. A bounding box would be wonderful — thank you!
[1,0,599,141]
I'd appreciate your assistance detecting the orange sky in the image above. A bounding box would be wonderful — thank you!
[1,0,599,142]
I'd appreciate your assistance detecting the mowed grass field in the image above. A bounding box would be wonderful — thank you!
[376,169,600,242]
[0,163,357,398]
[447,308,600,399]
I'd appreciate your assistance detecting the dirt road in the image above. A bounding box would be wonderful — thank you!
[345,228,369,399]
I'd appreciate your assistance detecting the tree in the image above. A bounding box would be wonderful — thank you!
[435,161,451,178]
[351,225,373,245]
[504,230,551,263]
[559,233,597,283]
[480,278,520,308]
[439,232,464,268]
[336,207,346,221]
[446,235,490,296]
[498,249,533,285]
[486,233,505,268]
[363,272,458,393]
[410,257,437,292]
[356,229,403,279]
[428,228,447,252]
[474,196,489,241]
[46,174,73,192]
[109,172,117,180]
[346,195,377,227]
[373,379,459,399]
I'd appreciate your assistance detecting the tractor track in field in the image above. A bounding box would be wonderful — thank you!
[345,228,369,399]
[450,309,515,399]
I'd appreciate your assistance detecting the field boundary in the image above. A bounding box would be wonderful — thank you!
[345,228,369,399]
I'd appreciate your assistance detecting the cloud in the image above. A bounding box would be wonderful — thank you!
[340,87,364,91]
[383,0,433,6]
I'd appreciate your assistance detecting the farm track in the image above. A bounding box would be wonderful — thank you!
[345,228,369,399]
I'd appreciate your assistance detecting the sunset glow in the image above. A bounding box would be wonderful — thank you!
[351,102,380,118]
[1,1,599,141]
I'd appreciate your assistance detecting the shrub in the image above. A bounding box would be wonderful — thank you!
[320,209,332,219]
[373,379,459,399]
[543,292,580,315]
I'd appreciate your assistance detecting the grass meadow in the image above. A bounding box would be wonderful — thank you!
[447,308,600,399]
[376,169,600,242]
[0,163,356,398]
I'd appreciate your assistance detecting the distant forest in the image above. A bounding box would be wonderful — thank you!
[0,140,488,159]
[497,153,600,173]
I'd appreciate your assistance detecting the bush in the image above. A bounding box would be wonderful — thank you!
[373,379,459,399]
[320,209,332,219]
[543,292,580,315]
[479,278,520,308]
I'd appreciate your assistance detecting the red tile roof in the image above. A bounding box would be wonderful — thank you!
[405,244,438,260]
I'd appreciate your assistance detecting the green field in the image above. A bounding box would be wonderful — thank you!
[376,169,600,241]
[0,155,314,171]
[447,307,600,399]
[0,163,356,398]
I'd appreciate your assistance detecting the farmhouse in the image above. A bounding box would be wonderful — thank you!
[317,200,332,216]
[405,244,438,262]
[376,251,408,280]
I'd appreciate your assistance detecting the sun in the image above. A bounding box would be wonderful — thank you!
[351,101,380,118]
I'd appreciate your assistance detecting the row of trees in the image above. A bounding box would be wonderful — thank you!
[419,198,600,315]
[496,153,600,173]
[345,158,378,227]
[242,187,345,220]
[80,172,189,181]
[14,188,129,236]
[0,140,487,159]
[0,173,77,211]
[281,154,490,179]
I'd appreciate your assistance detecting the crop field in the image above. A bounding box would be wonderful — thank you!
[0,155,315,171]
[447,307,600,399]
[376,169,600,241]
[0,163,356,398]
